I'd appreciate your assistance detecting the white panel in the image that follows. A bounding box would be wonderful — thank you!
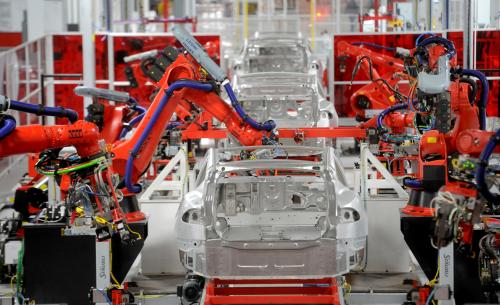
[43,0,65,33]
[27,0,45,40]
[141,203,185,275]
[364,198,412,273]
[4,240,22,265]
[0,0,27,32]
[95,241,111,289]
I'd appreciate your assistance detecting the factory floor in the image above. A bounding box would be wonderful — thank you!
[0,272,418,304]
[128,272,418,304]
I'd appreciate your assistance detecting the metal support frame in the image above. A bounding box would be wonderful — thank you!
[139,149,188,204]
[80,0,96,114]
[358,142,409,201]
[107,36,115,90]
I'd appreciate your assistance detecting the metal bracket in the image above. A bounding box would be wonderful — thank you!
[358,142,409,201]
[139,149,188,204]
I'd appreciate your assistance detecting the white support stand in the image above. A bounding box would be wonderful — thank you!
[139,149,188,203]
[357,142,409,201]
[356,143,413,273]
[47,176,61,206]
[139,149,189,275]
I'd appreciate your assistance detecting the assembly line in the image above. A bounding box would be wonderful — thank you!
[0,1,498,305]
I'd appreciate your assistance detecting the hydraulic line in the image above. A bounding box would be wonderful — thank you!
[223,81,276,132]
[415,32,436,46]
[8,98,78,123]
[461,69,489,130]
[475,128,499,206]
[403,177,423,189]
[459,77,478,106]
[377,103,409,130]
[417,36,456,58]
[124,80,214,193]
[119,105,147,139]
[0,115,16,139]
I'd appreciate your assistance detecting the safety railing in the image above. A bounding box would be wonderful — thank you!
[0,35,54,202]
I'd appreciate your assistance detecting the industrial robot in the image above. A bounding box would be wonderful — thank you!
[345,34,499,304]
[0,25,275,305]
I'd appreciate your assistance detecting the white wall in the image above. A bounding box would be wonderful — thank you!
[0,0,27,32]
[26,0,65,40]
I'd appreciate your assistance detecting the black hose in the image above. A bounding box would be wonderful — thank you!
[459,77,478,106]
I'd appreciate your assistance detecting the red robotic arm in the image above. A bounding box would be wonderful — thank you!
[111,53,265,181]
[336,41,404,73]
[0,120,101,158]
[336,41,407,120]
[0,46,265,188]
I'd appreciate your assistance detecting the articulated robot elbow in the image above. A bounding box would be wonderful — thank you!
[0,120,102,159]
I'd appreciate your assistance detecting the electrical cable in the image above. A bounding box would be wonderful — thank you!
[96,289,112,305]
[125,223,142,240]
[35,156,106,176]
[351,56,409,101]
[15,242,24,305]
[426,288,436,305]
[109,239,122,289]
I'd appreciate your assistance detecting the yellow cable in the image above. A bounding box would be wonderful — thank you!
[125,223,142,240]
[95,216,109,225]
[9,275,16,292]
[427,259,440,287]
[343,280,351,301]
[108,240,122,289]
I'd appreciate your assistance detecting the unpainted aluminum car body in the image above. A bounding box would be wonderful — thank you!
[176,146,367,279]
[175,34,366,279]
[231,33,338,135]
[233,33,311,74]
